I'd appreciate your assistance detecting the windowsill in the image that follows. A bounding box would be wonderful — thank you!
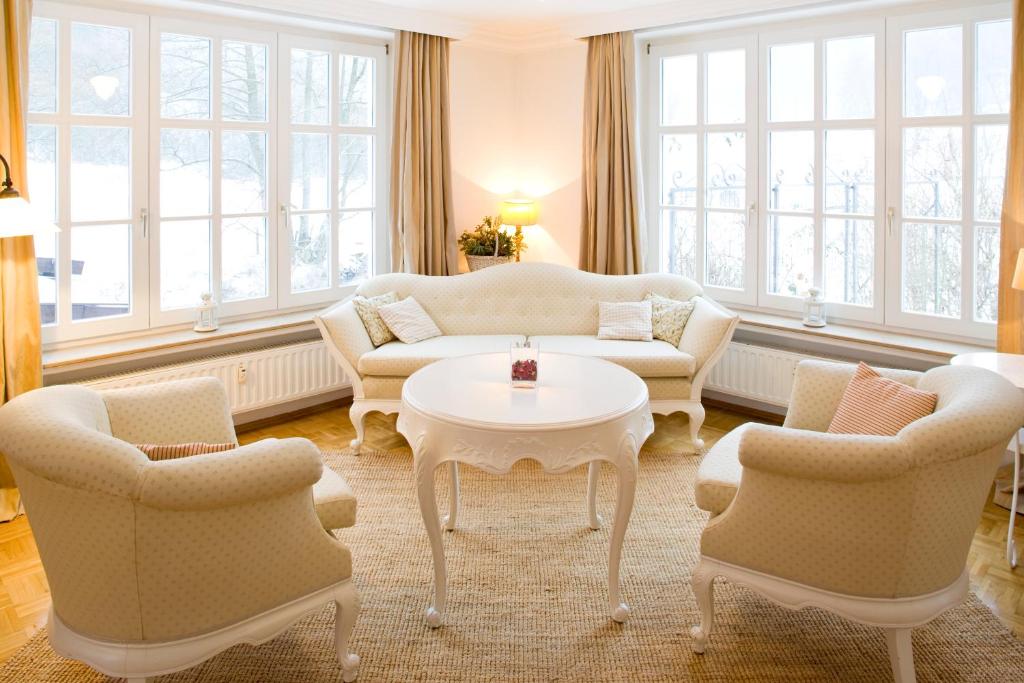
[42,310,320,371]
[736,310,993,360]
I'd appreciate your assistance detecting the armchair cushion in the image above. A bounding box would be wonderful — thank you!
[102,378,238,446]
[313,466,357,529]
[827,362,937,436]
[695,423,749,515]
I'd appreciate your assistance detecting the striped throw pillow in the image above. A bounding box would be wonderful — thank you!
[136,442,236,461]
[377,296,442,344]
[597,301,653,341]
[827,362,937,436]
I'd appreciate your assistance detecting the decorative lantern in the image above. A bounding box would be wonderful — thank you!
[802,287,826,328]
[194,292,219,332]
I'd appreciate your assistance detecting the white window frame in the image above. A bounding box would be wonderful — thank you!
[757,20,886,324]
[644,0,1011,344]
[277,35,389,310]
[884,4,1009,341]
[32,1,391,346]
[646,36,758,307]
[149,18,279,328]
[31,2,149,343]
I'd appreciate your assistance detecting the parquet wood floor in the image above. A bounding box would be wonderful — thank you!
[0,402,1020,667]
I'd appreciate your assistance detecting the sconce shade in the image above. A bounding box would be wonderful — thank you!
[1013,248,1024,291]
[0,196,59,238]
[500,198,538,227]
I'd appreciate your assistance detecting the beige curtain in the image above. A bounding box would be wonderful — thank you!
[0,0,40,520]
[390,31,457,276]
[579,31,644,275]
[997,0,1024,352]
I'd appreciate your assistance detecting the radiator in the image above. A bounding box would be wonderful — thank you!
[705,342,827,407]
[79,341,349,415]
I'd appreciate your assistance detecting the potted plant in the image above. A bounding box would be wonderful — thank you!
[458,215,526,271]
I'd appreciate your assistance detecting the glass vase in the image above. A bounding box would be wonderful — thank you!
[510,341,539,389]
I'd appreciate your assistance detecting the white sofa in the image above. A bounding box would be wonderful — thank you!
[316,263,739,452]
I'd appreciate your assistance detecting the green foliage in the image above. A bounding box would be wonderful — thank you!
[457,215,525,258]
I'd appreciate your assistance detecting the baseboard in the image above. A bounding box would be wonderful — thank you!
[234,388,353,428]
[702,390,786,422]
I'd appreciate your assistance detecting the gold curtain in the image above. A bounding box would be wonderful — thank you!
[390,31,457,276]
[997,0,1024,351]
[579,31,644,275]
[0,0,41,520]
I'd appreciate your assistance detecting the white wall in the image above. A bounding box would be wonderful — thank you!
[449,41,587,270]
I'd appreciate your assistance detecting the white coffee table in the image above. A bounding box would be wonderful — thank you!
[396,352,654,628]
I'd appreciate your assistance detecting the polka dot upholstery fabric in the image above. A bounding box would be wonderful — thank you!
[358,335,527,376]
[696,360,1024,599]
[317,263,738,406]
[0,379,356,643]
[103,377,239,446]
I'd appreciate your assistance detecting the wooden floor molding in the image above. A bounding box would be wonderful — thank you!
[0,404,1021,667]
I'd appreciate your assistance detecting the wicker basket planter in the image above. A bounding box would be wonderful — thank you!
[466,254,512,271]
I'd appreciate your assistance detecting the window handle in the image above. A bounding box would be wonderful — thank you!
[140,208,149,239]
[887,207,895,238]
[280,203,291,231]
[748,202,757,218]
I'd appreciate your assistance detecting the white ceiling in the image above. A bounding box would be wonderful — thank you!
[180,0,900,48]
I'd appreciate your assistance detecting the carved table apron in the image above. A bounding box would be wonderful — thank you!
[396,352,655,628]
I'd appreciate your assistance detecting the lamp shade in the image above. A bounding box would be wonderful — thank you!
[500,199,538,227]
[0,196,59,238]
[1013,248,1024,291]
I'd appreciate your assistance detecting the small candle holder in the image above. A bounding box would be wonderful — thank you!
[510,341,538,389]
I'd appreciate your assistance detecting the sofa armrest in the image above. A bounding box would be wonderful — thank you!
[738,423,911,483]
[783,360,923,432]
[137,437,323,511]
[102,377,238,446]
[678,296,738,395]
[316,299,373,389]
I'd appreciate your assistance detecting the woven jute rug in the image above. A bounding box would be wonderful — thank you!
[4,447,1024,682]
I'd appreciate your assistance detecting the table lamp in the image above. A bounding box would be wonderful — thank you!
[1014,248,1024,292]
[0,152,59,238]
[500,198,537,262]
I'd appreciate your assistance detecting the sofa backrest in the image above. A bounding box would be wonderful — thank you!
[354,262,705,336]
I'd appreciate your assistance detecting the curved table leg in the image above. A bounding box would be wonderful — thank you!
[608,454,638,623]
[442,462,460,532]
[587,461,602,530]
[414,457,447,628]
[1009,432,1021,568]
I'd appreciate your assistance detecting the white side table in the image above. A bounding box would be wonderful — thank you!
[951,352,1024,567]
[397,352,654,627]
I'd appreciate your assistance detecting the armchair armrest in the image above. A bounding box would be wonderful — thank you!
[738,423,912,483]
[783,360,922,431]
[137,437,323,511]
[102,377,237,446]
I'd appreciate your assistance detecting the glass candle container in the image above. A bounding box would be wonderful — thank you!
[194,292,219,332]
[510,341,539,388]
[802,287,826,328]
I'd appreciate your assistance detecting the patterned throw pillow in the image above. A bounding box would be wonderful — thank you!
[597,301,653,341]
[377,296,443,344]
[136,442,235,461]
[645,292,695,346]
[353,292,399,346]
[827,362,938,436]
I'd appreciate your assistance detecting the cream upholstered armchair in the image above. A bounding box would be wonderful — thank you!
[691,360,1024,683]
[0,378,360,683]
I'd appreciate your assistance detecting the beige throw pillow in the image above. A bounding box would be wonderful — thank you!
[353,292,398,346]
[597,301,653,341]
[377,296,443,344]
[827,362,938,436]
[645,292,695,346]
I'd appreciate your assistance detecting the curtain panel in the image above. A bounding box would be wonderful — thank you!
[389,31,458,276]
[997,0,1024,352]
[0,0,41,520]
[579,31,645,275]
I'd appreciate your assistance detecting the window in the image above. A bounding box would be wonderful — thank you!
[646,2,1011,341]
[28,2,388,343]
[651,38,757,305]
